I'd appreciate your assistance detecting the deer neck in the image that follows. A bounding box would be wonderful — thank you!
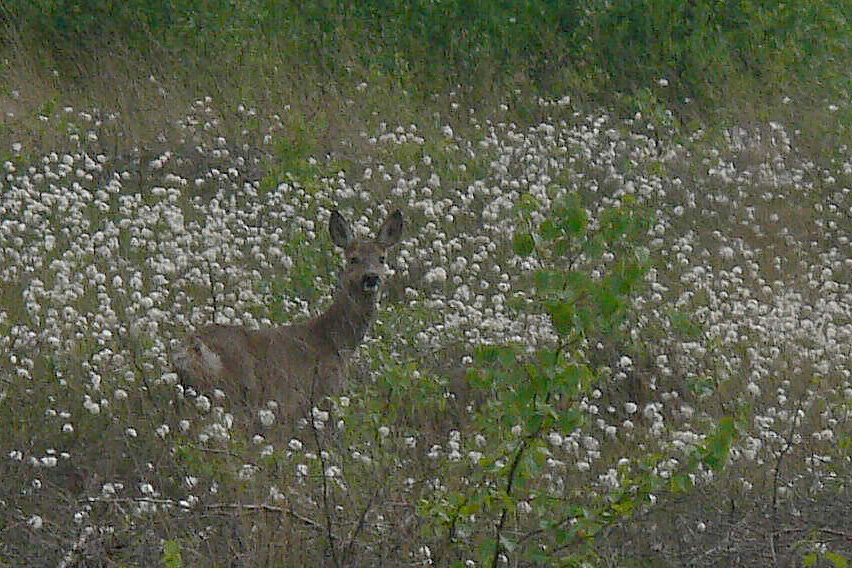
[311,288,377,354]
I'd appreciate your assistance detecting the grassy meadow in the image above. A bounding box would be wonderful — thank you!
[1,1,852,566]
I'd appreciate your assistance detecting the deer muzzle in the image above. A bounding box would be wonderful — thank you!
[361,274,380,292]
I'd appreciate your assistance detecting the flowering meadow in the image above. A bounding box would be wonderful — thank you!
[1,91,851,566]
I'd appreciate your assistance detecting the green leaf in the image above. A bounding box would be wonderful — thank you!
[599,288,623,320]
[519,193,541,213]
[702,416,735,471]
[558,408,582,431]
[610,497,636,516]
[564,270,593,294]
[554,194,587,236]
[552,236,574,257]
[547,301,574,336]
[162,540,183,568]
[563,207,587,236]
[499,534,518,553]
[669,309,703,339]
[497,346,517,367]
[513,232,535,256]
[670,473,693,493]
[538,219,561,241]
[584,234,605,259]
[556,364,589,396]
[475,345,500,363]
[534,269,564,292]
[535,347,560,368]
[827,551,850,568]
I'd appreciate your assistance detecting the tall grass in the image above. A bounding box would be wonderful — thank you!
[2,0,849,119]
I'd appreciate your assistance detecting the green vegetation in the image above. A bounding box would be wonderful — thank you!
[2,0,850,134]
[1,1,851,566]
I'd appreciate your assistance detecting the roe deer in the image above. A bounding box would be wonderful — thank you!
[171,209,404,419]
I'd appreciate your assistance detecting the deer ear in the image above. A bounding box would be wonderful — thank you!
[377,210,403,247]
[329,210,352,248]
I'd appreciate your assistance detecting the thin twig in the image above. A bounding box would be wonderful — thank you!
[205,256,219,320]
[491,425,542,568]
[86,495,324,530]
[344,484,382,562]
[187,443,255,464]
[770,398,803,568]
[310,378,341,568]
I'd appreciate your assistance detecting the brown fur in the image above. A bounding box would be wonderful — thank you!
[171,209,404,420]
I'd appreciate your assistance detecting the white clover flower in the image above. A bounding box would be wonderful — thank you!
[269,485,285,501]
[83,397,100,415]
[195,395,211,412]
[547,432,563,447]
[288,438,303,451]
[258,409,275,427]
[155,424,170,439]
[239,464,258,480]
[28,515,43,530]
[179,496,198,509]
[324,465,341,478]
[424,267,447,284]
[404,436,417,449]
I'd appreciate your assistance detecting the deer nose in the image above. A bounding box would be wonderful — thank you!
[361,274,380,292]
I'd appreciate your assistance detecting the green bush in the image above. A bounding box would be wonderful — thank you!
[410,193,735,565]
[587,0,851,103]
[3,0,848,110]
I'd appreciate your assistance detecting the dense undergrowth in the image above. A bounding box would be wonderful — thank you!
[1,2,851,567]
[2,0,851,136]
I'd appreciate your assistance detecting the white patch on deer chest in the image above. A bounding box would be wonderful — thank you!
[197,339,224,374]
